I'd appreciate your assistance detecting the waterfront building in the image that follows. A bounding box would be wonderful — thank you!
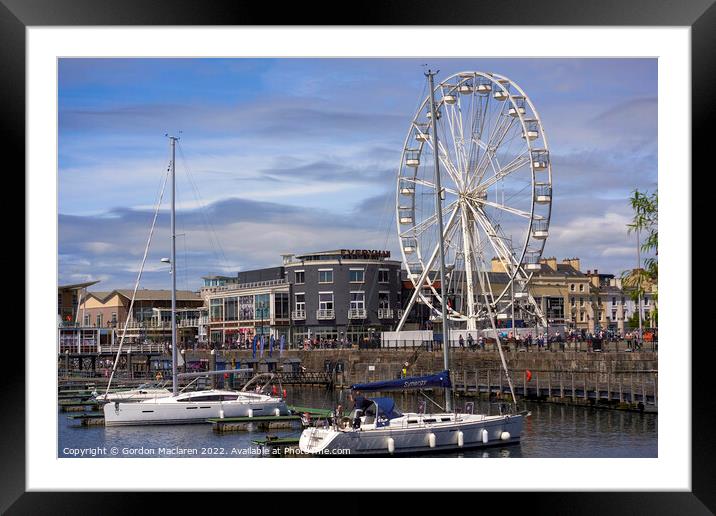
[57,280,99,325]
[200,266,290,348]
[202,250,404,347]
[58,289,206,353]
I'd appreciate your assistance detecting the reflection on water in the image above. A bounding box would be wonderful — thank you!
[59,387,657,458]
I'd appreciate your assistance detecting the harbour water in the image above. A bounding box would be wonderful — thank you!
[59,387,657,458]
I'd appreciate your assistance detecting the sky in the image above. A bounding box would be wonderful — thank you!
[58,58,658,291]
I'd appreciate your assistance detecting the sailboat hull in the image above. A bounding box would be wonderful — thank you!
[103,395,289,426]
[299,413,523,456]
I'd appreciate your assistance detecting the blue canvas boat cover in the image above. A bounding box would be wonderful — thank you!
[369,397,402,423]
[350,370,451,392]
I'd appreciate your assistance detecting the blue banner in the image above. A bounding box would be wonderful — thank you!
[259,335,265,357]
[269,335,275,357]
[279,335,285,356]
[252,335,257,359]
[350,370,452,392]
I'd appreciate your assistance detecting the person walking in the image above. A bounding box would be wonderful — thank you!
[459,334,465,349]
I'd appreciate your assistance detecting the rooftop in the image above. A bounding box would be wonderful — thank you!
[87,289,202,302]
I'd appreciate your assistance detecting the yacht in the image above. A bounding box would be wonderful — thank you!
[102,136,288,426]
[93,381,172,403]
[298,371,525,455]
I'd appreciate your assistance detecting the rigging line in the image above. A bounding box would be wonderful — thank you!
[176,142,231,273]
[105,164,170,396]
[178,146,227,271]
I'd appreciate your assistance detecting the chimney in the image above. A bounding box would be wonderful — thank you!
[562,258,581,271]
[491,257,506,273]
[545,257,557,272]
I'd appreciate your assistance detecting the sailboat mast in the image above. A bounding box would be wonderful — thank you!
[170,135,179,396]
[426,69,452,411]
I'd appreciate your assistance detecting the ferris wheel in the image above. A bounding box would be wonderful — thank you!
[396,71,552,330]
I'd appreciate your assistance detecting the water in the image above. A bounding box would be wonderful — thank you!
[58,388,657,458]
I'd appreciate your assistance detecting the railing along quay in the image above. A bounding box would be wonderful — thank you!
[443,368,657,411]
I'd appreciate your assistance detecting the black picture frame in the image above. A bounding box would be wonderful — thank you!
[6,0,710,513]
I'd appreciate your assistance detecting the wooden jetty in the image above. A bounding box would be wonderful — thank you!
[207,415,302,433]
[448,368,658,413]
[66,412,105,426]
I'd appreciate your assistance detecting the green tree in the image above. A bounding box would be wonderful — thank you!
[621,189,658,326]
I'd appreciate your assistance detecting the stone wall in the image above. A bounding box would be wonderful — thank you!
[187,349,658,386]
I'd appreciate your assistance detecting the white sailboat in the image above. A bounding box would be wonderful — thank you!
[298,372,525,455]
[93,381,172,403]
[298,71,527,455]
[103,136,288,426]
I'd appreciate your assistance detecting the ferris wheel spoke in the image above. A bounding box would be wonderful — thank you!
[445,96,467,177]
[476,152,530,192]
[422,136,463,190]
[399,200,459,239]
[467,201,520,274]
[474,198,534,219]
[472,115,517,188]
[401,177,460,197]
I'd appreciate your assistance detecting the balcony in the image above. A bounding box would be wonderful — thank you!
[378,308,394,319]
[348,308,367,320]
[292,310,306,320]
[316,309,335,320]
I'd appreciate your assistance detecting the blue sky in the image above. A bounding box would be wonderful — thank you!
[58,58,657,290]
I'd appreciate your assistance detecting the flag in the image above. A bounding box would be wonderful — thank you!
[279,335,285,356]
[259,335,265,357]
[269,335,275,357]
[252,335,257,359]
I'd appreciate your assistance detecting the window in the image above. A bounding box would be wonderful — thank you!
[570,297,576,306]
[210,298,223,322]
[579,299,584,307]
[96,313,103,327]
[350,292,365,310]
[255,293,270,320]
[295,293,305,311]
[570,284,575,292]
[319,269,333,283]
[644,298,649,306]
[295,271,305,284]
[239,295,254,320]
[274,292,289,319]
[379,292,390,309]
[612,311,617,321]
[111,312,117,325]
[612,297,616,305]
[580,313,585,322]
[579,284,584,292]
[83,314,90,326]
[349,269,365,283]
[378,269,390,283]
[225,296,238,321]
[319,293,334,311]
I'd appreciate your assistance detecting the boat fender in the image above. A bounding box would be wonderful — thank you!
[282,389,287,398]
[428,433,436,448]
[481,429,489,444]
[457,431,464,447]
[274,408,281,417]
[219,408,225,419]
[248,409,253,418]
[500,431,511,441]
[387,437,395,454]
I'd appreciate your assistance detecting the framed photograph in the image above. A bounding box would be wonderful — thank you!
[8,0,711,512]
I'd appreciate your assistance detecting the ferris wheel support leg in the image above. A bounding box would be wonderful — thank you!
[460,202,478,331]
